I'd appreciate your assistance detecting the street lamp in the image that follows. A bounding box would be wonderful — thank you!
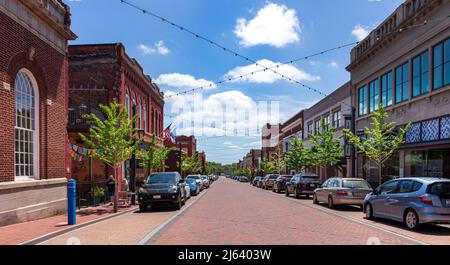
[130,128,145,205]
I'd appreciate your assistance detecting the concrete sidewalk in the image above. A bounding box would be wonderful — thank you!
[0,204,137,245]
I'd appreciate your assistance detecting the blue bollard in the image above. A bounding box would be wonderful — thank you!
[68,179,76,225]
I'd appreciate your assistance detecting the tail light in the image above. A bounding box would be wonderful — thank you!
[419,195,433,205]
[336,191,349,196]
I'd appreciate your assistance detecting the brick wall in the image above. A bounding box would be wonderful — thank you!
[0,10,68,182]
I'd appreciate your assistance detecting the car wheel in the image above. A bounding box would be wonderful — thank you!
[174,195,182,210]
[328,195,334,209]
[365,204,374,220]
[313,194,319,204]
[404,209,420,230]
[139,204,147,212]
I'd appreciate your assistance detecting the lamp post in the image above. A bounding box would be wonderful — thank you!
[130,128,145,205]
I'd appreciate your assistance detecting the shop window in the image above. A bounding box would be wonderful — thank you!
[405,123,421,143]
[441,117,450,139]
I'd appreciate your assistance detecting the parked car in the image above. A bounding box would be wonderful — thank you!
[201,175,210,188]
[184,182,191,200]
[186,175,204,190]
[286,173,321,198]
[313,178,372,209]
[261,174,279,190]
[186,177,200,196]
[253,176,263,187]
[138,172,187,211]
[273,175,293,193]
[364,177,450,230]
[239,176,248,182]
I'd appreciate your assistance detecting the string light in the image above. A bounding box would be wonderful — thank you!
[119,0,356,107]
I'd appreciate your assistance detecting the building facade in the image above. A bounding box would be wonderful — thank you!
[261,123,281,162]
[0,0,76,225]
[347,0,450,186]
[68,43,164,194]
[242,149,262,175]
[303,82,352,181]
[280,110,304,174]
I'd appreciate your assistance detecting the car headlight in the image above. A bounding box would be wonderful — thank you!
[168,185,178,193]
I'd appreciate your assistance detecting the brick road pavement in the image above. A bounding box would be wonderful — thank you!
[146,178,419,245]
[39,190,208,245]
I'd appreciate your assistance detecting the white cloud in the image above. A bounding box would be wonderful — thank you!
[165,90,280,137]
[138,41,170,55]
[155,73,216,89]
[351,25,370,41]
[328,60,339,69]
[234,2,300,47]
[224,59,320,84]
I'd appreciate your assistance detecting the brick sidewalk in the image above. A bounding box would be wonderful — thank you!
[0,204,137,245]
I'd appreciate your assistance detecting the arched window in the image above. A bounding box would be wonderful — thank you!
[138,99,142,129]
[125,91,130,118]
[14,70,39,180]
[143,105,147,133]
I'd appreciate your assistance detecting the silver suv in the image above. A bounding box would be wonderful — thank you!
[364,178,450,230]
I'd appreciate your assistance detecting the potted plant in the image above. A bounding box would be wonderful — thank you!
[92,186,105,206]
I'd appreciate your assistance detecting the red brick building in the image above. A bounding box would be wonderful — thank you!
[0,0,76,226]
[67,43,164,195]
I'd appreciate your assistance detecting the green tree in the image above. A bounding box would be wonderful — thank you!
[271,153,286,174]
[283,136,313,173]
[80,100,140,213]
[260,161,275,175]
[137,135,172,174]
[310,119,345,174]
[181,155,202,175]
[344,104,410,186]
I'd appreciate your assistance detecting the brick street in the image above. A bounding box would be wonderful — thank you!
[24,178,449,245]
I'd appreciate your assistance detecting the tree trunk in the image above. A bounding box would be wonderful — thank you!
[113,166,118,213]
[378,164,382,187]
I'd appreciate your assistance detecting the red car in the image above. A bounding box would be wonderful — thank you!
[261,174,279,190]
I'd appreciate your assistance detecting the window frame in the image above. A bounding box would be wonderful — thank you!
[14,69,39,180]
[381,71,393,107]
[412,50,429,98]
[369,78,380,113]
[433,38,450,90]
[395,62,410,104]
[358,85,368,116]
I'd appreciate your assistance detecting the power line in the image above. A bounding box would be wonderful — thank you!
[163,42,357,98]
[119,0,356,107]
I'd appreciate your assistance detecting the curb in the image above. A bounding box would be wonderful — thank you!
[20,207,138,245]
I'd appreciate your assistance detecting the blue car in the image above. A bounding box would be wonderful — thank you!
[364,177,450,230]
[186,178,200,196]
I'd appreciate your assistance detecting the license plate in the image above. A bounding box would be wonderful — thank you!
[153,195,161,199]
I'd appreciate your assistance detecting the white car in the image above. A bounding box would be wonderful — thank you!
[184,182,191,200]
[201,175,210,189]
[186,175,204,190]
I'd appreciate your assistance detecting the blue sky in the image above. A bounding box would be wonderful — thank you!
[67,0,404,164]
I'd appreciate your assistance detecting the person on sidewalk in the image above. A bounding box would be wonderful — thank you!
[106,175,116,206]
[121,178,129,192]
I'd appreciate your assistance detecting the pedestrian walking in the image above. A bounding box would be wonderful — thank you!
[106,175,116,205]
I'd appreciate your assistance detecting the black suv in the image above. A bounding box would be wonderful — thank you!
[138,172,187,211]
[286,173,321,199]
